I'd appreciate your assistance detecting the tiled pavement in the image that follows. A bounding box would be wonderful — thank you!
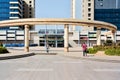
[0,47,119,63]
[0,47,120,80]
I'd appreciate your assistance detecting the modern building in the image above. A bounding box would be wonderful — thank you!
[22,0,35,30]
[0,0,23,30]
[0,29,64,47]
[38,29,64,47]
[0,0,35,46]
[0,0,35,30]
[82,0,94,31]
[82,0,120,31]
[23,0,35,18]
[23,30,120,47]
[94,0,120,30]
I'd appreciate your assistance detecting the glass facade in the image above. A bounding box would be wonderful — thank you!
[95,9,120,30]
[39,29,64,47]
[0,0,22,30]
[94,0,120,30]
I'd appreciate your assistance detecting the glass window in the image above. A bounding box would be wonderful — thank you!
[88,18,91,20]
[100,3,103,6]
[88,13,91,17]
[29,1,32,3]
[88,3,91,7]
[88,8,91,12]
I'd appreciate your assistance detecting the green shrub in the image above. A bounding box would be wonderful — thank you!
[0,43,3,47]
[93,45,104,51]
[0,47,9,54]
[105,49,120,56]
[87,48,97,54]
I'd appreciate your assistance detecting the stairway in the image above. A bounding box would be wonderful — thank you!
[69,35,78,47]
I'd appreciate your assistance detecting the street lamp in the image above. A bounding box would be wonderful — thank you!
[78,30,80,47]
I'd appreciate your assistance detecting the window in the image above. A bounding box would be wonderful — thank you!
[88,18,91,20]
[98,0,103,1]
[29,1,32,3]
[22,1,25,3]
[88,8,91,12]
[88,3,91,7]
[29,12,31,14]
[88,0,91,1]
[88,13,91,17]
[29,8,32,10]
[29,15,32,18]
[100,3,103,6]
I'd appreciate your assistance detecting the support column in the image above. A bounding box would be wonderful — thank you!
[24,25,29,52]
[111,31,116,43]
[96,27,101,45]
[104,35,107,42]
[64,24,69,52]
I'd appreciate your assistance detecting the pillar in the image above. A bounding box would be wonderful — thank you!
[64,24,69,52]
[96,27,101,45]
[24,25,29,52]
[104,35,107,42]
[111,31,116,43]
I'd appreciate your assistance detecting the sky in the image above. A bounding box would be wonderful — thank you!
[35,0,82,31]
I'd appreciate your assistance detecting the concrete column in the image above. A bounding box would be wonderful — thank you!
[24,25,29,52]
[96,27,101,45]
[104,35,107,42]
[111,31,116,43]
[64,24,69,52]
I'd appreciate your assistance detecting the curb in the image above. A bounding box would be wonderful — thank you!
[0,52,120,63]
[58,54,120,63]
[0,53,35,60]
[35,53,57,55]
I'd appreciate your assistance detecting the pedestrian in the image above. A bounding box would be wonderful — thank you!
[82,42,87,56]
[46,44,49,53]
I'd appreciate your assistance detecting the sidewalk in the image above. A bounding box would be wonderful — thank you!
[0,47,120,63]
[59,51,120,63]
[0,48,35,60]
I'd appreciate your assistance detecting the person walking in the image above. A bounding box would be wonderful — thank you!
[82,43,87,56]
[46,44,49,53]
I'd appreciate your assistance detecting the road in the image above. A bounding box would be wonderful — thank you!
[0,55,120,80]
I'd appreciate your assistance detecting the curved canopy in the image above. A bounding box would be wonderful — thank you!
[0,18,117,32]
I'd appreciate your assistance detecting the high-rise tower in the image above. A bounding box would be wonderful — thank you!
[94,0,120,30]
[82,0,120,31]
[0,0,35,30]
[22,0,35,30]
[70,0,76,31]
[82,0,94,31]
[23,0,35,18]
[0,0,23,30]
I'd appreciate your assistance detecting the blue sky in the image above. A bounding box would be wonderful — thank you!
[35,0,82,30]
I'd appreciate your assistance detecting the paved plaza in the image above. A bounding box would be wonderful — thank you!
[0,47,120,80]
[0,54,120,80]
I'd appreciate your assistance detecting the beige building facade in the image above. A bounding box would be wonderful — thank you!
[82,0,94,31]
[23,0,35,30]
[23,0,35,18]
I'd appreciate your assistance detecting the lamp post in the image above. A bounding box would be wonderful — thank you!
[78,30,80,47]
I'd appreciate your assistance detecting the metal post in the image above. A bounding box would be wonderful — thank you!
[78,30,80,47]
